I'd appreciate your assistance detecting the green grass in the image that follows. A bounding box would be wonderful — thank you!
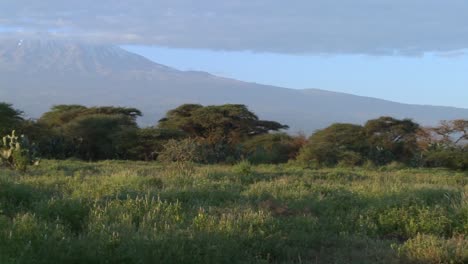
[0,160,467,264]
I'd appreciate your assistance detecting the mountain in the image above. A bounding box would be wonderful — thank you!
[1,38,467,133]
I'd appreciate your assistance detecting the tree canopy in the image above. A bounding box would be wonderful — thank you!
[39,105,142,127]
[297,123,367,166]
[1,101,466,169]
[158,104,288,145]
[432,119,468,145]
[37,105,143,160]
[0,102,24,135]
[364,116,420,164]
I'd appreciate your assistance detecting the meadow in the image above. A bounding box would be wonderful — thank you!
[0,160,466,264]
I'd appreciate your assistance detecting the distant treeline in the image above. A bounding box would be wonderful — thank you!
[1,102,467,170]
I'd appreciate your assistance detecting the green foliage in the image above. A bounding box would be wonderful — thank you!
[128,127,185,161]
[294,118,450,169]
[0,161,466,263]
[158,103,288,148]
[0,102,23,136]
[15,120,70,159]
[0,102,466,170]
[38,104,88,127]
[337,150,364,167]
[364,117,420,165]
[242,133,304,164]
[37,105,143,161]
[233,159,253,175]
[63,114,139,161]
[422,148,468,170]
[157,138,205,177]
[158,138,203,163]
[39,105,142,127]
[297,123,367,166]
[397,234,467,264]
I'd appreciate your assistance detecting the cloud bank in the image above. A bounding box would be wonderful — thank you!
[1,0,468,55]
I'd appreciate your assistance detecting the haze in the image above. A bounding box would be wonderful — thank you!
[1,1,468,108]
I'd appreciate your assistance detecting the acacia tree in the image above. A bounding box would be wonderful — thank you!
[38,105,143,160]
[364,117,420,165]
[432,119,468,145]
[417,119,468,170]
[297,123,368,166]
[39,105,141,127]
[63,114,138,161]
[158,104,288,143]
[0,102,24,135]
[158,104,288,162]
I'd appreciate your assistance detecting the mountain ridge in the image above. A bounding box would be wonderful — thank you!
[0,38,467,133]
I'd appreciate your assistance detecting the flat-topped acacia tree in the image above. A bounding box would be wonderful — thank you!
[38,105,143,161]
[157,104,289,146]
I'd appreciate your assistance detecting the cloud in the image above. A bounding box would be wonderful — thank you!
[435,50,466,58]
[1,0,468,55]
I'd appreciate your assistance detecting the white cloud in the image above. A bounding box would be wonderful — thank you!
[1,0,468,55]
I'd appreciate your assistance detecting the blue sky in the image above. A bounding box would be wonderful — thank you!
[1,1,468,108]
[124,45,468,108]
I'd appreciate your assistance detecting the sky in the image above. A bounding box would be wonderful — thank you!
[1,1,467,108]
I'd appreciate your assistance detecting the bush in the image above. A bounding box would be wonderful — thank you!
[242,133,304,164]
[233,160,253,176]
[337,151,364,167]
[296,123,368,167]
[422,148,468,170]
[157,138,203,163]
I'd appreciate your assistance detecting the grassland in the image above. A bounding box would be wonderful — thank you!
[0,160,467,264]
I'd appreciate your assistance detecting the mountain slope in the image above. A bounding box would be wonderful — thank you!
[1,39,467,133]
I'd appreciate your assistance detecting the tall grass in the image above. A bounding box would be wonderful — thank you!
[0,160,466,263]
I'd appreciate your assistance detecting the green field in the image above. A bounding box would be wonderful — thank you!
[0,161,467,264]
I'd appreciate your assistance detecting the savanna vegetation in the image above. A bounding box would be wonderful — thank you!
[0,101,467,263]
[0,161,467,263]
[0,102,466,169]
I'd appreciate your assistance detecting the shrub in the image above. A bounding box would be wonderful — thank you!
[157,138,203,163]
[242,133,304,164]
[337,151,364,167]
[233,160,253,176]
[422,148,468,170]
[157,138,204,176]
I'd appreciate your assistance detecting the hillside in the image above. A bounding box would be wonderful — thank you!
[1,38,467,132]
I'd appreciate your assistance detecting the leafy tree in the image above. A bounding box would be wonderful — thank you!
[39,105,141,127]
[15,120,70,159]
[158,104,288,162]
[297,123,367,166]
[159,104,287,143]
[364,117,420,165]
[417,119,467,170]
[63,114,138,161]
[0,102,24,135]
[38,105,143,160]
[38,105,88,127]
